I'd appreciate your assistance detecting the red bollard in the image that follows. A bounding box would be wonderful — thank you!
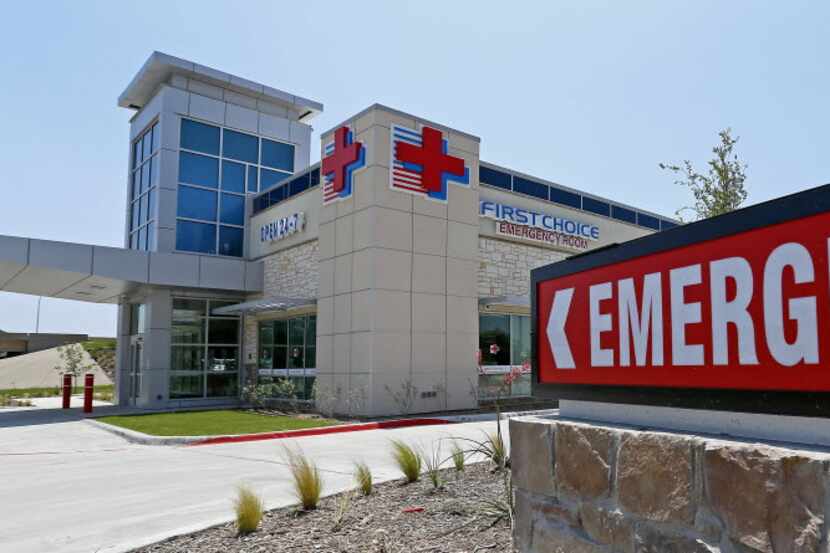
[62,373,72,409]
[83,373,94,414]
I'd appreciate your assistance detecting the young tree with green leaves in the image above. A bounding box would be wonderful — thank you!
[660,128,748,221]
[53,343,94,388]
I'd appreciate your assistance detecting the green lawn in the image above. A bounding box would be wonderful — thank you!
[0,384,113,399]
[96,409,339,437]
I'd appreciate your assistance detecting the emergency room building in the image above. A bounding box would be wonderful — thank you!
[0,52,677,416]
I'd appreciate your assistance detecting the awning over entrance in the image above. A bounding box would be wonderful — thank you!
[479,295,530,311]
[0,235,263,303]
[212,296,316,315]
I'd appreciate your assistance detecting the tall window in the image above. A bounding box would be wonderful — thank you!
[258,315,316,399]
[176,118,296,257]
[478,314,531,399]
[129,122,159,251]
[170,298,241,399]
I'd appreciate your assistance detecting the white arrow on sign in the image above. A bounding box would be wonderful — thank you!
[546,288,575,369]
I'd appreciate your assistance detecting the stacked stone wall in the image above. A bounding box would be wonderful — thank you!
[510,417,830,553]
[478,237,567,298]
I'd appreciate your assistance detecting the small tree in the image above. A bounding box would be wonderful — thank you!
[659,128,748,221]
[53,343,94,388]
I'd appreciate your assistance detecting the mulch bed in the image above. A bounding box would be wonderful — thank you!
[134,462,516,553]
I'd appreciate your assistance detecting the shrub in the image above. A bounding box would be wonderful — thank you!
[450,441,465,472]
[485,430,508,469]
[284,447,323,510]
[354,461,373,496]
[233,485,264,535]
[421,444,444,490]
[390,440,422,483]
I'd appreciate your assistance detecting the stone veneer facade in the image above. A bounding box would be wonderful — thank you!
[510,416,830,553]
[242,240,319,365]
[478,237,567,298]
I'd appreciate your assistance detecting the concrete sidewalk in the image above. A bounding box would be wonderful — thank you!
[0,411,506,553]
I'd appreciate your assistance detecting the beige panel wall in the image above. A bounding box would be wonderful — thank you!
[317,105,481,417]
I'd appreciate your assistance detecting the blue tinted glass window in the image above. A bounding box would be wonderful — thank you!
[261,139,294,172]
[661,220,678,230]
[220,194,245,225]
[637,213,660,230]
[147,189,156,221]
[221,161,245,193]
[142,131,152,160]
[177,185,217,221]
[180,119,220,155]
[582,197,610,216]
[253,194,269,214]
[289,173,311,196]
[177,221,216,254]
[310,168,320,187]
[247,165,258,193]
[549,186,581,208]
[131,201,140,230]
[223,129,258,164]
[146,224,155,250]
[611,205,636,223]
[261,168,289,192]
[151,123,159,153]
[133,141,140,169]
[480,166,512,190]
[269,185,286,205]
[179,152,219,188]
[132,172,140,201]
[218,226,244,257]
[140,163,150,194]
[138,227,147,251]
[149,156,159,186]
[140,193,149,224]
[513,176,548,200]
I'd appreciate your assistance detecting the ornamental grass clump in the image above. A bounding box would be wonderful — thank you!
[233,485,264,535]
[421,443,444,490]
[354,461,373,496]
[284,447,323,510]
[450,441,466,472]
[390,439,422,483]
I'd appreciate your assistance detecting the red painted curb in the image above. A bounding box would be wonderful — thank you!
[188,417,453,446]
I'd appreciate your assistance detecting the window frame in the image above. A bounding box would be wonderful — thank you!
[175,116,297,258]
[129,120,159,251]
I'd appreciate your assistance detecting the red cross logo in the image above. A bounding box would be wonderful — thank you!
[322,126,362,194]
[395,126,465,193]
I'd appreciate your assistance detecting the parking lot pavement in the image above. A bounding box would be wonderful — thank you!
[0,413,507,553]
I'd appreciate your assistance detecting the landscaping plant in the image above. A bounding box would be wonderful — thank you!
[450,441,466,472]
[233,485,264,535]
[284,447,323,510]
[390,439,422,483]
[353,461,373,496]
[421,443,444,490]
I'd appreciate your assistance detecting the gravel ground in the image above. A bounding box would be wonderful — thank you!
[134,462,516,553]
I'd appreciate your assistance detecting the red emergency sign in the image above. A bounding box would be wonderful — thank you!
[535,210,830,392]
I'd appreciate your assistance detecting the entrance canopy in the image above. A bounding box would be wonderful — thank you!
[0,235,263,303]
[211,296,316,315]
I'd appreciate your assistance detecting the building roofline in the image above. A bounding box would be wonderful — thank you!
[118,51,323,121]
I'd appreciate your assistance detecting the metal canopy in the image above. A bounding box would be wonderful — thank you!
[212,296,316,315]
[478,295,530,309]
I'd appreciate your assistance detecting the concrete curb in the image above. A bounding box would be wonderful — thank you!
[84,408,559,447]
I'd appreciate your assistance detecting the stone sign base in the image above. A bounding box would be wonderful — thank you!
[510,416,830,553]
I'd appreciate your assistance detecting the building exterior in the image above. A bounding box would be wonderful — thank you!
[0,52,677,415]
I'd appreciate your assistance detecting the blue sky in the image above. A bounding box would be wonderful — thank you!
[0,1,827,336]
